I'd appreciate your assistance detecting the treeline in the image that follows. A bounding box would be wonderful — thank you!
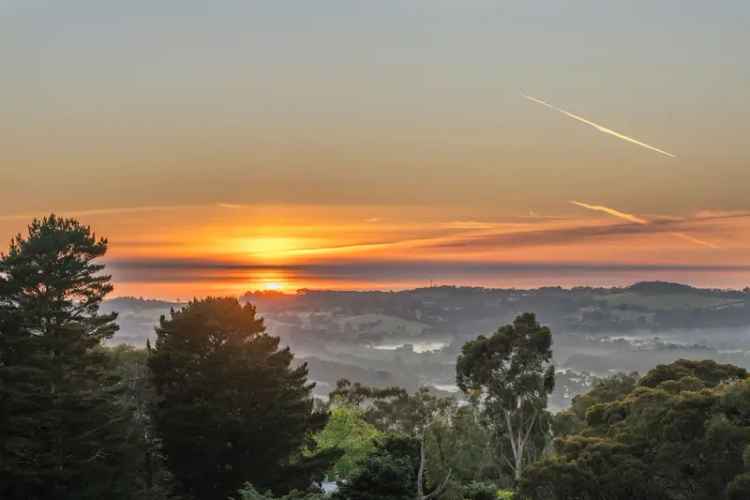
[2,216,750,500]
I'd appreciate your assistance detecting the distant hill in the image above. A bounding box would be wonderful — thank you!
[626,281,699,294]
[103,297,183,346]
[103,283,750,409]
[106,282,750,345]
[104,297,182,312]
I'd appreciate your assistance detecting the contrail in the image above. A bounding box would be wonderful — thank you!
[522,94,676,158]
[570,200,718,249]
[570,201,649,225]
[669,232,719,249]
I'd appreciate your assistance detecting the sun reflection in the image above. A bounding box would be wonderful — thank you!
[250,270,293,293]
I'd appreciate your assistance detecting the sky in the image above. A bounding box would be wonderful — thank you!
[2,1,750,298]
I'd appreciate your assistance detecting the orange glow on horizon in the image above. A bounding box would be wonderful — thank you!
[231,236,309,260]
[3,202,749,301]
[261,281,285,291]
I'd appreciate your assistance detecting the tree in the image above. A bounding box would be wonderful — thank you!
[329,380,454,497]
[416,421,452,500]
[310,403,381,480]
[333,434,421,500]
[328,380,413,433]
[103,345,176,499]
[729,465,750,500]
[553,372,639,437]
[0,215,135,499]
[519,360,750,500]
[148,297,339,499]
[234,483,325,500]
[456,313,555,481]
[427,404,507,491]
[638,358,747,389]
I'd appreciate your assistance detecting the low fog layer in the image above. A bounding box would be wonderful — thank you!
[105,281,750,410]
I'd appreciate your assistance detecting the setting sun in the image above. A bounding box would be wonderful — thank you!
[4,2,750,497]
[261,281,285,291]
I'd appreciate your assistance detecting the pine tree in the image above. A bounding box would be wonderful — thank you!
[148,297,338,500]
[0,215,135,499]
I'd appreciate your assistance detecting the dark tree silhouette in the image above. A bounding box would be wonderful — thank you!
[0,215,135,499]
[148,297,337,499]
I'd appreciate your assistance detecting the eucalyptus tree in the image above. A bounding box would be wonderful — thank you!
[456,313,555,481]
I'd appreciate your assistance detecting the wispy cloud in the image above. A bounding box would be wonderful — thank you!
[0,201,258,221]
[570,200,719,249]
[0,205,199,221]
[522,94,676,158]
[425,221,677,250]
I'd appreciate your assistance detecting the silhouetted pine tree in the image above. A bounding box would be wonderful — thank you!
[0,215,136,499]
[148,297,339,500]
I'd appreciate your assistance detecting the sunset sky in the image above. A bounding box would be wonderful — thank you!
[2,1,750,298]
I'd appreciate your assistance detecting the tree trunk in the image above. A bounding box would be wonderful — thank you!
[503,408,538,482]
[416,431,452,500]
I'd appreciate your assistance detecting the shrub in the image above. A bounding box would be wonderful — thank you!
[462,481,498,500]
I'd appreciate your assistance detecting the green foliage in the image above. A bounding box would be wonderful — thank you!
[103,345,177,499]
[234,483,325,500]
[727,444,750,500]
[433,404,501,479]
[311,403,381,480]
[148,297,339,500]
[333,434,420,500]
[461,481,498,500]
[329,381,501,493]
[0,215,137,499]
[496,489,515,500]
[330,380,454,436]
[518,457,600,500]
[728,473,750,500]
[553,372,638,438]
[456,313,555,480]
[519,360,750,500]
[638,359,747,389]
[456,313,555,406]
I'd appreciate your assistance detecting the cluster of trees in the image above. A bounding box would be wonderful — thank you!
[521,359,750,500]
[0,216,336,499]
[225,315,555,500]
[3,215,750,500]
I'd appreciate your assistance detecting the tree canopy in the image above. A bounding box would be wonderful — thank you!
[310,402,381,480]
[519,359,750,500]
[148,297,339,499]
[332,434,421,500]
[330,380,455,436]
[0,215,135,499]
[456,313,555,481]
